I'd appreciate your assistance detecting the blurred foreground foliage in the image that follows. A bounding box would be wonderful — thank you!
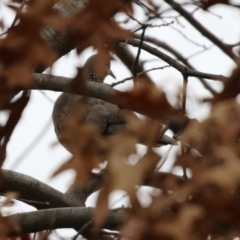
[0,0,240,239]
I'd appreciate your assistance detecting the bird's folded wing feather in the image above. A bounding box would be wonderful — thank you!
[85,99,126,134]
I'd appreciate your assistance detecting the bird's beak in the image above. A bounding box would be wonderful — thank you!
[108,69,116,79]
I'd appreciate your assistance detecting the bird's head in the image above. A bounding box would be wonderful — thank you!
[83,54,115,83]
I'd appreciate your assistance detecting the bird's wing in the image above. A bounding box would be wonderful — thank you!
[85,99,126,134]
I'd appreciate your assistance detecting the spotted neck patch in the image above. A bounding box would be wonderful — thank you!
[88,68,104,82]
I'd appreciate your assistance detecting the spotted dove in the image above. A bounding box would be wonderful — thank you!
[52,54,177,153]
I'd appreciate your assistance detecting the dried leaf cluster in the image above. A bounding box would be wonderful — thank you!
[0,0,239,239]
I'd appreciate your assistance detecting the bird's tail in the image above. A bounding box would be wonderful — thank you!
[157,134,177,146]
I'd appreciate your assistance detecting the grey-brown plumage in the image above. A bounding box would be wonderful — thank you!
[52,54,177,153]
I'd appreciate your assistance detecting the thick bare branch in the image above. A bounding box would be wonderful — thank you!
[6,194,235,237]
[65,172,104,205]
[32,73,116,103]
[0,170,83,209]
[33,73,181,124]
[0,168,184,211]
[7,207,123,236]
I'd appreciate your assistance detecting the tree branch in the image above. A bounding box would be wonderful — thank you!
[32,73,117,103]
[31,72,192,131]
[6,194,235,237]
[164,0,238,64]
[33,73,181,123]
[0,170,83,209]
[125,39,228,81]
[111,40,152,81]
[7,207,123,236]
[133,33,218,96]
[65,172,104,205]
[0,169,184,210]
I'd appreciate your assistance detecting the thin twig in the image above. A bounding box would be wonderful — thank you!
[38,230,52,240]
[72,220,92,240]
[132,25,147,77]
[132,21,174,33]
[164,0,238,63]
[125,10,143,26]
[182,74,188,114]
[133,0,157,14]
[181,71,188,181]
[133,34,218,95]
[227,41,240,48]
[157,145,174,171]
[109,193,128,208]
[15,197,50,206]
[0,0,26,37]
[187,44,214,59]
[164,19,208,49]
[110,65,170,87]
[39,90,55,104]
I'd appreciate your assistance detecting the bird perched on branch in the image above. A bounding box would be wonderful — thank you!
[52,54,176,154]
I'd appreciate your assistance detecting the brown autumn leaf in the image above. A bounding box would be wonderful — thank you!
[70,67,86,94]
[9,0,23,4]
[95,147,160,228]
[213,63,240,102]
[0,20,4,30]
[155,204,203,240]
[57,107,107,155]
[181,99,240,156]
[52,106,107,186]
[106,136,161,201]
[123,2,134,15]
[146,0,161,12]
[146,172,186,192]
[200,0,231,9]
[94,186,110,229]
[121,216,147,240]
[52,152,105,188]
[114,112,166,147]
[186,171,240,237]
[94,132,137,228]
[124,192,197,239]
[52,150,103,187]
[69,0,132,58]
[115,80,178,122]
[0,91,29,166]
[0,215,20,239]
[171,98,240,237]
[174,149,209,183]
[94,114,164,228]
[35,231,51,240]
[0,0,62,87]
[17,233,32,240]
[196,147,240,190]
[2,192,18,207]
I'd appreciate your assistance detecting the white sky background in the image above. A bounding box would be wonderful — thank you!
[0,0,240,239]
